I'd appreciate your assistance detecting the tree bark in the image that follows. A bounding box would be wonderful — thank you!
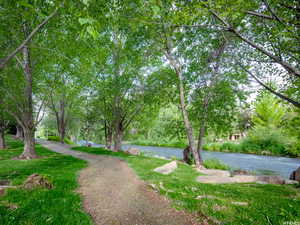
[18,24,37,159]
[16,124,24,140]
[177,77,203,168]
[104,121,113,149]
[165,50,203,168]
[113,122,123,152]
[196,123,206,163]
[0,130,5,149]
[19,127,37,159]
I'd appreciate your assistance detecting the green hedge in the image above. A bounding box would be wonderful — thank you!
[47,136,74,145]
[203,127,299,157]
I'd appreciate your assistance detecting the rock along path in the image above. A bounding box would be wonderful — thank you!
[40,141,200,225]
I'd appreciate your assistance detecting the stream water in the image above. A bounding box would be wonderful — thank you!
[83,141,300,179]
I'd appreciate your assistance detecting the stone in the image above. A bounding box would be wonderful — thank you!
[22,174,53,190]
[213,205,227,211]
[196,174,285,184]
[0,180,10,185]
[196,195,218,200]
[153,161,177,175]
[257,175,285,185]
[261,151,271,155]
[0,187,5,196]
[126,148,140,156]
[232,169,251,176]
[197,169,231,177]
[196,175,257,184]
[183,146,193,164]
[231,201,248,206]
[284,180,299,185]
[290,167,300,182]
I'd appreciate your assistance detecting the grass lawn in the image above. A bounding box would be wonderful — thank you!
[0,136,92,225]
[72,146,300,225]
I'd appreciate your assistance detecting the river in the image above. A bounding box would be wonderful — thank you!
[86,142,300,179]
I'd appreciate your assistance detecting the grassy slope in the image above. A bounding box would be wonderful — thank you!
[72,146,300,225]
[0,137,92,225]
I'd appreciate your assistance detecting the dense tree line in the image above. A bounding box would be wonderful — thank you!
[0,0,299,165]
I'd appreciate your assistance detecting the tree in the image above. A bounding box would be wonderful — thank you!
[252,93,287,128]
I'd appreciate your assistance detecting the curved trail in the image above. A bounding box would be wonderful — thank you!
[40,141,200,225]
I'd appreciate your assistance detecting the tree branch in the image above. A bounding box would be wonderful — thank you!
[0,7,59,70]
[210,10,300,78]
[237,62,300,108]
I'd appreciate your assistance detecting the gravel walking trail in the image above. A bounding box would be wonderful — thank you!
[40,141,200,225]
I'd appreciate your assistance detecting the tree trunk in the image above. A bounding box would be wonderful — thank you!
[105,122,113,149]
[18,24,37,159]
[113,123,123,152]
[0,130,6,149]
[16,125,24,140]
[19,127,37,159]
[165,51,203,168]
[178,78,203,168]
[58,98,66,144]
[196,124,205,164]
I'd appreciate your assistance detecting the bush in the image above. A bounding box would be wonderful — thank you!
[240,126,289,155]
[203,158,230,170]
[47,136,74,145]
[220,142,241,152]
[203,142,222,151]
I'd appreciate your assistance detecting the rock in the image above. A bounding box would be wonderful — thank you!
[153,161,177,175]
[261,150,271,155]
[197,169,231,177]
[126,148,140,156]
[231,175,259,183]
[257,175,285,185]
[0,187,5,196]
[22,174,53,190]
[232,169,251,176]
[256,181,268,185]
[196,195,218,200]
[0,180,10,185]
[231,201,248,206]
[213,205,227,211]
[196,175,258,184]
[196,174,285,184]
[284,180,299,185]
[290,167,300,182]
[183,146,193,164]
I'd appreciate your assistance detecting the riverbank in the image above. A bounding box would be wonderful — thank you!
[72,146,300,225]
[129,140,299,158]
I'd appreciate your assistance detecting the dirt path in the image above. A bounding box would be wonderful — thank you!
[40,141,200,225]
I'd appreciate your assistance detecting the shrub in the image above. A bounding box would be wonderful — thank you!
[203,142,222,151]
[47,136,73,145]
[240,126,289,155]
[220,142,241,152]
[203,158,230,170]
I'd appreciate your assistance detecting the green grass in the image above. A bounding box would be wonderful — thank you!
[47,135,74,145]
[129,139,187,148]
[203,158,230,170]
[0,136,92,225]
[72,146,300,225]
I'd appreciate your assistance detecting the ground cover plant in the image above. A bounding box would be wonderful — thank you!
[0,137,92,225]
[72,146,300,225]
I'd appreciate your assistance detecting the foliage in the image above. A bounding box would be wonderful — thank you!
[47,136,74,145]
[203,158,230,170]
[72,146,300,225]
[0,136,92,225]
[253,94,287,128]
